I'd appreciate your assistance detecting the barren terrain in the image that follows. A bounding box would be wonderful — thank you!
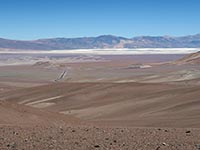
[0,52,200,149]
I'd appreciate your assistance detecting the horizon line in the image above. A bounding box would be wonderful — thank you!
[1,33,200,41]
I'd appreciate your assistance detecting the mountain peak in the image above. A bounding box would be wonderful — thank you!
[0,34,200,50]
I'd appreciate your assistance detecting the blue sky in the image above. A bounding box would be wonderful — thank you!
[0,0,200,40]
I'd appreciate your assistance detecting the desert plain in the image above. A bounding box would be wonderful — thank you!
[0,50,200,150]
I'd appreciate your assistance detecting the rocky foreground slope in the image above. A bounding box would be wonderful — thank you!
[1,100,200,150]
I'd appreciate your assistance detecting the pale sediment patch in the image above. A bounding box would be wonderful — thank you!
[19,99,36,105]
[31,102,55,108]
[26,95,63,106]
[0,48,199,55]
[114,80,136,83]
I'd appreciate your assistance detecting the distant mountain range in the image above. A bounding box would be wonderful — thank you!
[1,34,200,50]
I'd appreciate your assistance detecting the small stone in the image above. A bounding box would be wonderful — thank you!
[162,142,167,146]
[186,130,191,133]
[75,142,79,145]
[195,144,200,150]
[94,145,100,148]
[8,142,17,149]
[24,139,28,142]
[10,142,17,149]
[13,131,18,135]
[156,146,160,150]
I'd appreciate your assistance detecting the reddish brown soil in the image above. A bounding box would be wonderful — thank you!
[1,124,200,150]
[0,54,200,150]
[174,52,200,65]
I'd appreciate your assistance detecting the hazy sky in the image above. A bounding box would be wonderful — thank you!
[0,0,200,40]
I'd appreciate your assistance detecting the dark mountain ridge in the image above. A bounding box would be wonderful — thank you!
[1,34,200,50]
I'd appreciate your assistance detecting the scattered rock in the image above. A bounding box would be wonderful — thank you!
[195,144,200,150]
[7,142,17,149]
[24,138,28,142]
[13,131,18,135]
[94,145,100,148]
[186,130,191,134]
[105,138,109,140]
[162,142,167,146]
[49,144,54,148]
[156,146,161,150]
[75,141,79,145]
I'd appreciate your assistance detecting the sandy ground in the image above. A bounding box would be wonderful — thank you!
[1,124,200,150]
[0,54,200,149]
[1,82,200,128]
[0,101,200,150]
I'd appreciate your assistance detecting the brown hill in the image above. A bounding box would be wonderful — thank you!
[1,82,200,128]
[174,51,200,65]
[0,100,78,126]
